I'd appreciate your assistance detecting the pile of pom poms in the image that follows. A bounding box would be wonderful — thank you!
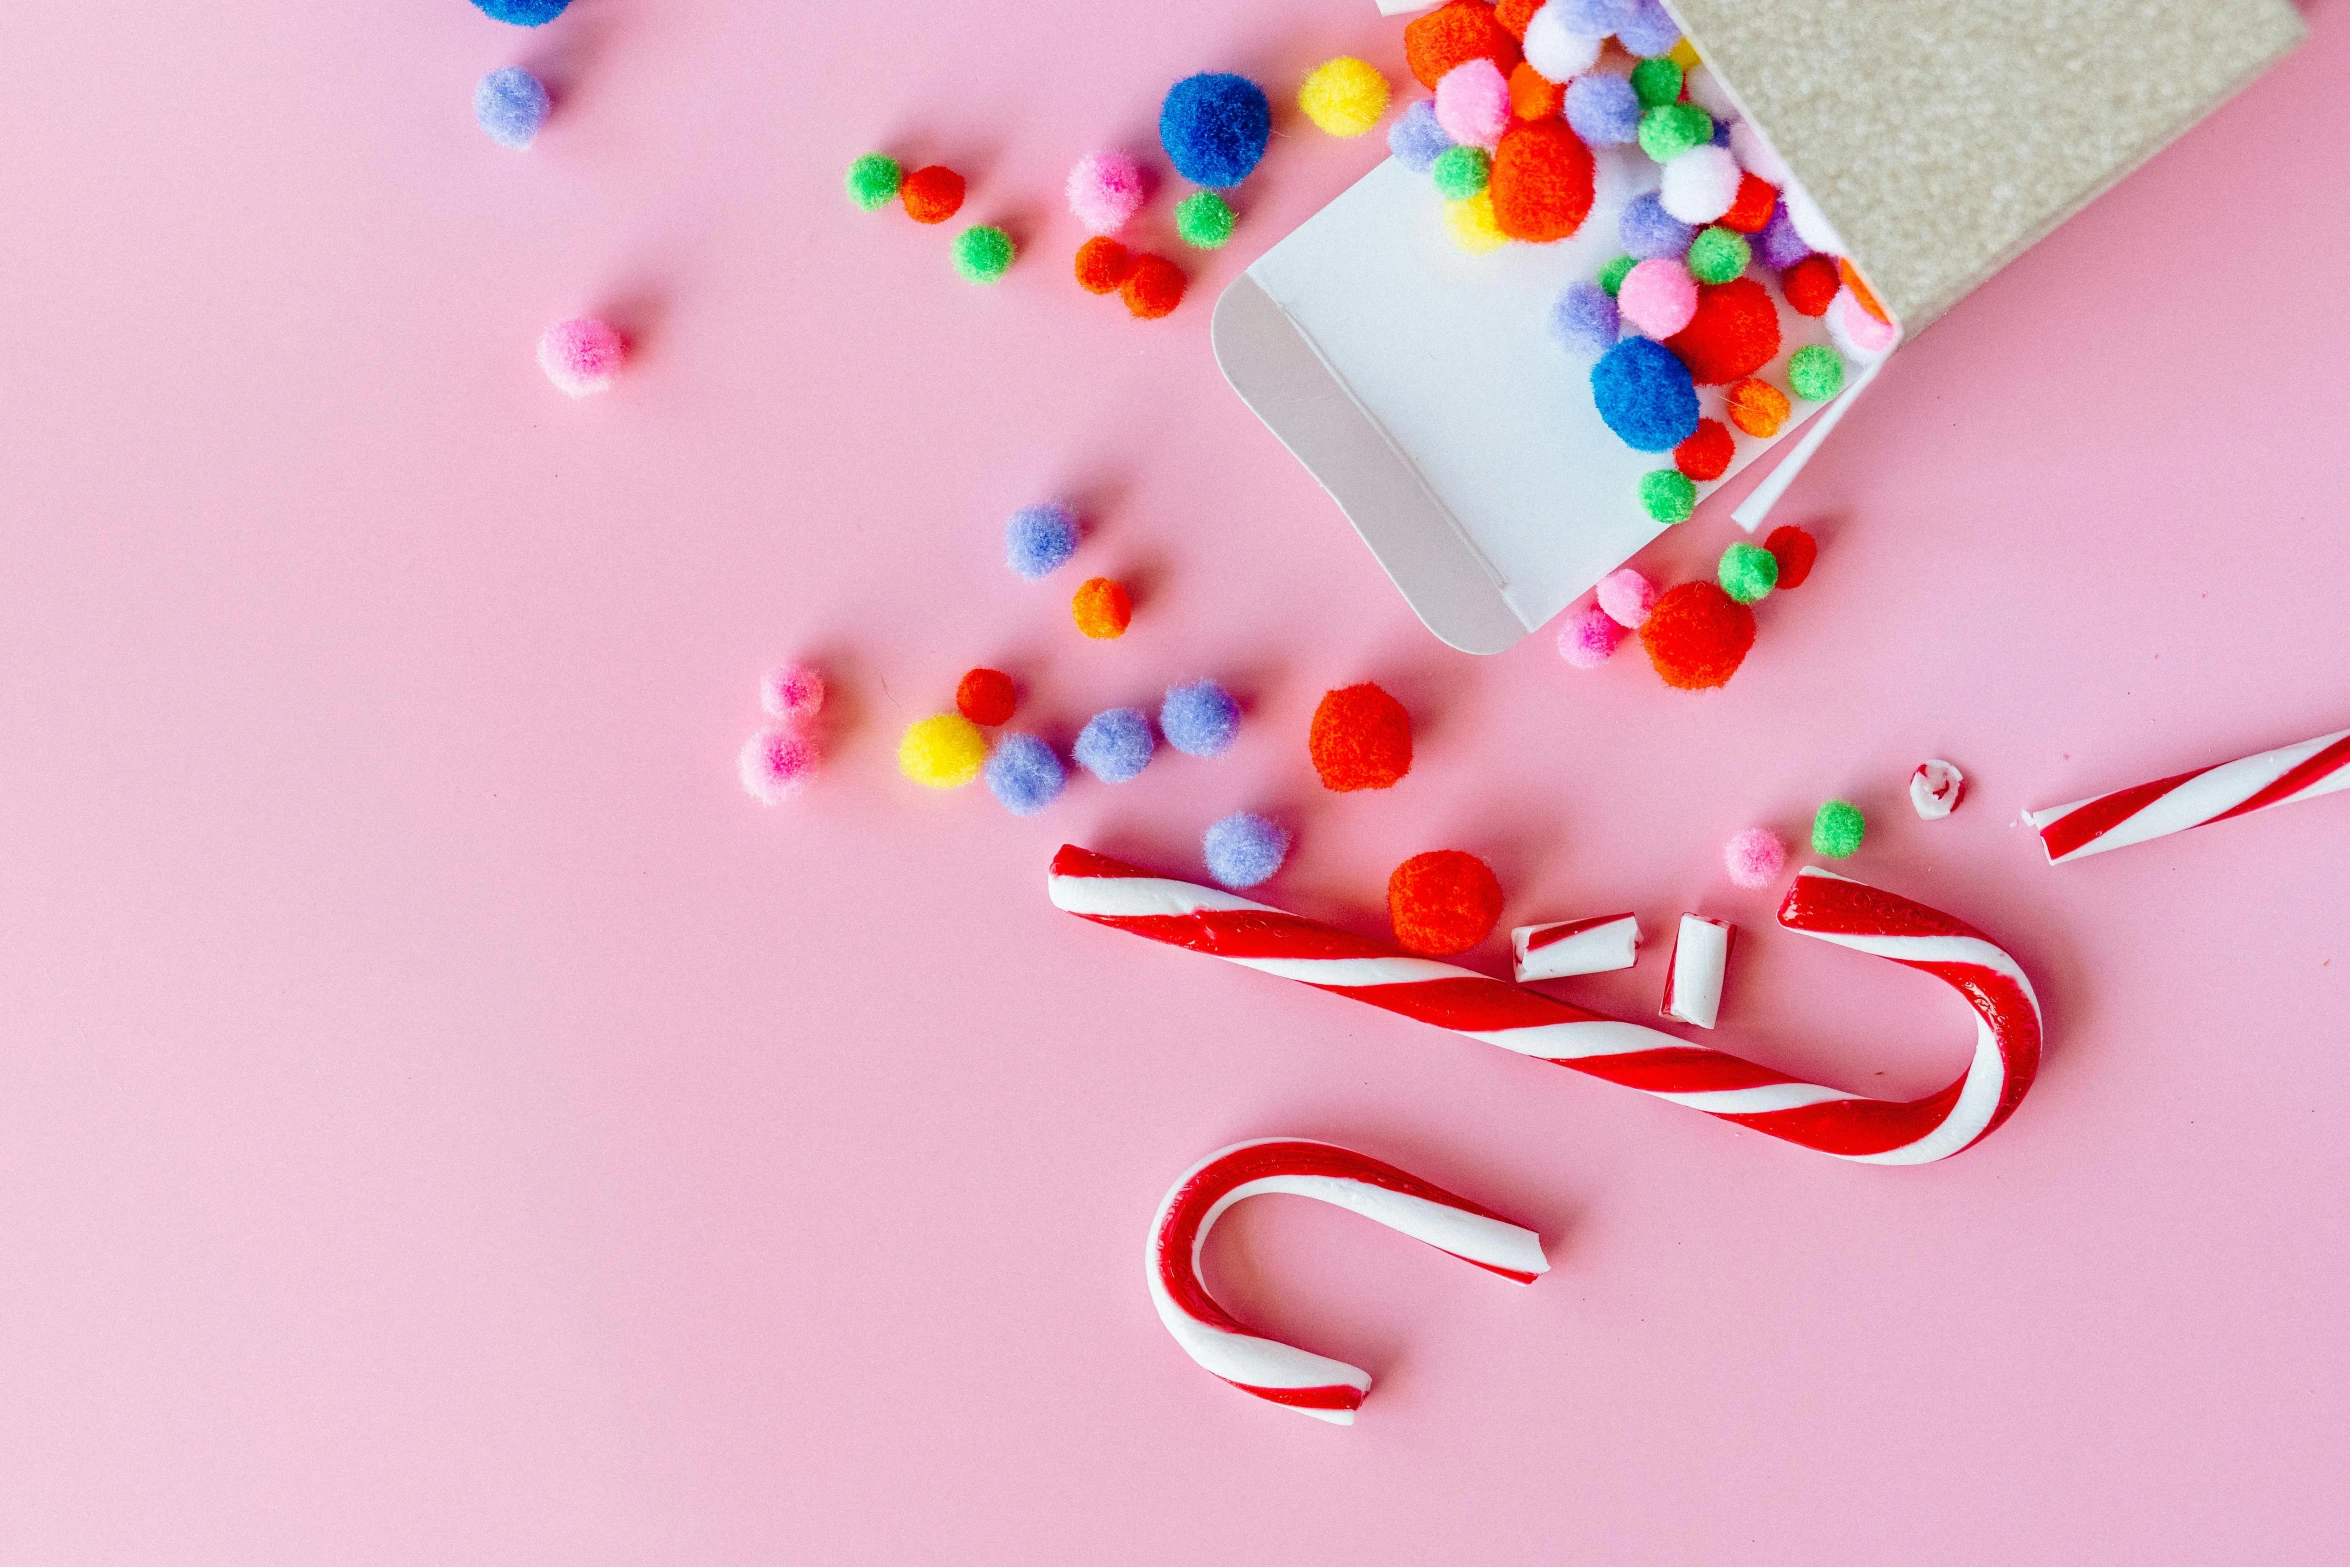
[1555,526,1815,688]
[739,661,827,805]
[1064,151,1193,318]
[846,152,1016,285]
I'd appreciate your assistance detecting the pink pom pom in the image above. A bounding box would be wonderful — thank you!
[1596,567,1660,629]
[1723,827,1787,889]
[739,726,819,804]
[538,316,625,397]
[1555,604,1625,668]
[1617,259,1698,338]
[1066,151,1149,236]
[1435,58,1511,151]
[1829,288,1899,356]
[760,662,825,722]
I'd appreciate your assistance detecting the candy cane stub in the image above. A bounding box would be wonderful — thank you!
[1148,1139,1548,1425]
[2026,727,2350,864]
[1051,847,2044,1164]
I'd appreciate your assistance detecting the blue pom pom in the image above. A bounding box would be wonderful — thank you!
[1710,117,1733,148]
[1073,707,1155,783]
[1159,73,1272,190]
[474,66,550,149]
[1591,338,1699,452]
[1563,74,1641,147]
[1203,812,1291,889]
[1387,100,1453,174]
[1159,680,1240,758]
[1005,502,1079,580]
[470,0,571,24]
[1619,192,1695,260]
[1557,0,1637,35]
[1548,282,1619,357]
[1616,0,1683,56]
[985,733,1066,816]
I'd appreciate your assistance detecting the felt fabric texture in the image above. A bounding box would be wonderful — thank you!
[1724,375,1791,437]
[1488,119,1595,242]
[1811,800,1866,858]
[1617,258,1697,337]
[984,733,1065,816]
[1387,99,1454,172]
[844,152,902,211]
[1508,61,1566,121]
[1298,57,1390,138]
[1686,226,1750,284]
[1120,254,1186,318]
[536,318,625,397]
[899,165,965,224]
[1788,343,1846,400]
[954,668,1016,727]
[1202,812,1291,889]
[1072,236,1134,294]
[1717,540,1780,603]
[1555,604,1625,667]
[1639,467,1697,523]
[737,727,818,804]
[950,226,1015,284]
[1619,191,1695,260]
[1444,190,1510,254]
[896,714,988,789]
[1072,707,1154,783]
[1659,143,1741,223]
[1764,524,1818,588]
[1387,850,1505,958]
[1546,280,1619,356]
[760,663,825,722]
[1637,103,1713,163]
[1639,581,1756,689]
[1309,683,1412,792]
[471,0,570,23]
[1174,191,1236,249]
[1596,566,1660,627]
[475,67,550,149]
[1564,71,1642,146]
[1665,278,1781,384]
[1590,336,1700,452]
[1723,827,1787,888]
[1158,73,1271,188]
[1065,151,1148,235]
[1070,576,1132,637]
[1523,6,1603,82]
[1430,144,1491,200]
[1780,253,1840,315]
[1004,502,1079,579]
[1159,679,1241,757]
[1674,417,1735,481]
[1404,0,1524,90]
[1435,57,1512,150]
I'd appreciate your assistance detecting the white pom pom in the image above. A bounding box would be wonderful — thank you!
[1729,120,1789,186]
[1522,6,1603,83]
[1682,65,1738,121]
[1783,179,1846,254]
[1658,144,1740,224]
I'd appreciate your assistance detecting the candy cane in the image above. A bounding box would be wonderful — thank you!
[1147,1138,1547,1425]
[2026,727,2350,864]
[1051,847,2043,1163]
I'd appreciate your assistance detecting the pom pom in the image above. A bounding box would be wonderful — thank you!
[1619,192,1695,260]
[1509,61,1566,120]
[1720,174,1778,234]
[1675,417,1734,481]
[1781,253,1840,315]
[1629,57,1683,109]
[956,667,1017,726]
[1489,119,1595,242]
[1175,190,1236,250]
[985,733,1066,815]
[1066,151,1148,235]
[1724,375,1789,437]
[1598,253,1636,295]
[1682,63,1738,120]
[1436,58,1512,150]
[1310,683,1412,792]
[1431,144,1491,200]
[900,165,965,225]
[1729,120,1790,186]
[1812,800,1865,859]
[1405,0,1524,90]
[760,662,825,722]
[1617,258,1697,337]
[1072,576,1133,638]
[1640,468,1696,523]
[1665,277,1780,384]
[1388,100,1455,172]
[739,727,818,804]
[1753,203,1811,270]
[952,225,1015,284]
[1159,72,1272,188]
[1122,254,1187,319]
[1686,225,1750,284]
[1717,540,1778,603]
[471,0,569,24]
[1547,280,1619,356]
[1445,191,1510,254]
[476,67,551,149]
[1006,502,1079,580]
[1783,182,1844,253]
[1160,679,1241,757]
[1553,0,1636,34]
[1522,6,1603,81]
[1640,581,1755,689]
[1563,73,1640,146]
[1659,144,1740,223]
[1723,827,1787,889]
[537,317,624,397]
[898,714,989,789]
[1388,850,1504,958]
[1073,707,1154,783]
[1828,288,1900,360]
[846,154,904,213]
[1788,343,1845,401]
[1299,56,1391,137]
[1496,0,1542,39]
[1638,104,1712,162]
[1555,604,1624,667]
[1839,258,1890,323]
[1590,336,1699,452]
[1203,812,1291,889]
[1615,0,1684,56]
[1596,566,1659,627]
[1073,236,1135,294]
[1764,524,1817,589]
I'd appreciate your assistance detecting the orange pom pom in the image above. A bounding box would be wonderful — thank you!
[955,667,1017,726]
[1121,254,1186,319]
[1640,581,1756,690]
[1724,376,1790,437]
[1675,417,1734,481]
[1665,278,1780,385]
[1720,173,1778,233]
[900,165,965,225]
[1404,0,1522,90]
[1309,682,1412,792]
[1494,0,1540,39]
[1072,577,1132,639]
[1488,119,1593,242]
[1388,850,1504,957]
[1781,254,1839,317]
[1508,59,1564,119]
[1074,236,1134,295]
[1838,257,1890,323]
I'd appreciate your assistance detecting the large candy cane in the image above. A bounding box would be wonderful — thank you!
[1148,1139,1547,1425]
[1051,847,2043,1163]
[2026,727,2350,864]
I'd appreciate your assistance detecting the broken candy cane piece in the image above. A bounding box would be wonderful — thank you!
[1661,914,1733,1029]
[1147,1138,1547,1425]
[1911,759,1966,820]
[2026,727,2350,864]
[1513,912,1641,981]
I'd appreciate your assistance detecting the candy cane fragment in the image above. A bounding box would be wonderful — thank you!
[2026,727,2350,864]
[1513,912,1640,981]
[1147,1138,1547,1425]
[1660,915,1732,1030]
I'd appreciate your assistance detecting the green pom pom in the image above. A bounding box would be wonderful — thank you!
[1637,103,1713,162]
[1598,254,1637,296]
[845,153,902,211]
[1718,541,1778,603]
[1788,343,1846,401]
[1630,57,1684,110]
[1431,145,1490,200]
[1686,226,1750,284]
[1175,190,1237,250]
[952,225,1016,284]
[1639,468,1697,524]
[1812,800,1866,859]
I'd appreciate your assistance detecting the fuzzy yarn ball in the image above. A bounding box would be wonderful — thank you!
[471,0,569,23]
[985,733,1066,815]
[1629,56,1683,109]
[476,66,551,149]
[1616,0,1683,55]
[1591,336,1700,452]
[1812,800,1865,859]
[956,667,1017,727]
[1554,0,1637,34]
[1436,58,1512,150]
[1066,151,1148,235]
[1388,99,1455,172]
[1640,468,1697,523]
[1723,827,1787,888]
[1686,226,1750,284]
[1555,603,1625,667]
[1431,144,1491,200]
[1783,182,1844,254]
[1310,683,1412,792]
[1445,191,1510,254]
[1659,144,1741,224]
[1638,103,1713,163]
[1509,60,1566,120]
[760,662,825,722]
[1764,525,1817,589]
[1724,375,1790,437]
[844,152,902,211]
[1522,6,1603,82]
[1754,203,1810,269]
[1717,540,1778,603]
[1203,812,1291,889]
[537,317,624,397]
[1547,280,1619,356]
[1597,253,1637,295]
[1122,254,1187,319]
[1073,707,1155,783]
[900,165,965,225]
[1160,679,1241,757]
[1675,417,1734,481]
[1596,566,1659,628]
[1388,850,1504,958]
[1175,190,1237,249]
[898,714,989,789]
[1781,253,1840,316]
[738,727,818,804]
[1721,174,1778,234]
[1005,502,1079,580]
[1788,343,1846,401]
[1299,56,1391,137]
[1073,236,1135,294]
[1667,278,1780,384]
[1564,72,1642,146]
[1640,581,1755,689]
[1405,0,1524,90]
[952,225,1015,284]
[1071,577,1133,638]
[1160,72,1272,188]
[1617,258,1697,337]
[1489,119,1594,242]
[1618,192,1695,262]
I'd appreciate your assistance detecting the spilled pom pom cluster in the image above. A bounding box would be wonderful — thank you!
[741,661,827,804]
[845,151,1016,286]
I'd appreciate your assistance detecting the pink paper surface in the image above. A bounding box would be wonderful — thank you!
[1,2,2344,1561]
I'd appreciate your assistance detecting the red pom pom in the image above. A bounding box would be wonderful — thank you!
[1489,119,1594,242]
[900,165,965,225]
[1388,850,1504,957]
[1639,581,1756,690]
[1073,236,1133,295]
[1494,0,1540,39]
[1404,0,1522,90]
[1781,254,1839,317]
[1508,59,1564,119]
[1720,173,1779,233]
[955,667,1017,726]
[1764,525,1817,589]
[1122,254,1186,319]
[1665,278,1781,386]
[1675,417,1734,481]
[1309,683,1413,792]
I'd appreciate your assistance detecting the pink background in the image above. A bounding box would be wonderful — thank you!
[3,1,2345,1560]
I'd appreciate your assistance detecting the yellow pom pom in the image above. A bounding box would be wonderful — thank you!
[1297,57,1390,138]
[1667,37,1702,70]
[898,713,989,789]
[1444,191,1508,255]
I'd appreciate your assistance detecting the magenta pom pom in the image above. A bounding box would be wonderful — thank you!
[760,662,825,722]
[1066,151,1149,236]
[739,727,819,804]
[1434,58,1511,151]
[538,316,625,397]
[1617,258,1698,338]
[1596,567,1660,629]
[1723,827,1787,888]
[1555,604,1625,668]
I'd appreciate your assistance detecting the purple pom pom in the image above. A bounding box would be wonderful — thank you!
[1619,192,1696,261]
[1564,73,1641,147]
[1547,281,1619,357]
[1754,202,1811,270]
[1556,0,1638,36]
[1387,99,1453,173]
[1616,0,1684,56]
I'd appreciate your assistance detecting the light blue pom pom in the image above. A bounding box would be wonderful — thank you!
[1616,0,1684,57]
[1159,680,1240,758]
[1564,73,1641,147]
[1203,813,1291,889]
[1387,100,1453,174]
[1548,282,1619,357]
[475,66,550,149]
[985,734,1066,816]
[1619,192,1695,260]
[1005,503,1079,581]
[1073,708,1154,783]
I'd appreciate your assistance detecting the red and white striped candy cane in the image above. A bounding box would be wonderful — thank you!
[1148,1138,1547,1425]
[2026,727,2350,864]
[1051,847,2043,1164]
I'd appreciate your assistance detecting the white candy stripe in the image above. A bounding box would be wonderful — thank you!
[2027,728,2350,862]
[1052,872,1275,919]
[1646,1081,1860,1114]
[1513,914,1641,982]
[1456,1017,1691,1060]
[1229,954,1473,986]
[1841,1018,2003,1166]
[1797,929,2038,1005]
